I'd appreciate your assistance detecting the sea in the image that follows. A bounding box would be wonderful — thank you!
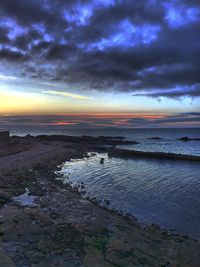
[8,127,200,238]
[8,127,200,156]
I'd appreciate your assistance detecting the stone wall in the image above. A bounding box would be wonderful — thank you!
[0,131,10,142]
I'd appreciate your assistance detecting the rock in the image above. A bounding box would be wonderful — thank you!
[104,199,110,205]
[0,247,15,267]
[177,136,190,141]
[0,190,10,205]
[100,158,104,164]
[146,223,161,233]
[177,136,200,141]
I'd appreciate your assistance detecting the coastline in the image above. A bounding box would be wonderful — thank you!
[107,147,200,161]
[0,135,200,266]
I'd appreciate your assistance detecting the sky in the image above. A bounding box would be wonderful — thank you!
[0,0,200,128]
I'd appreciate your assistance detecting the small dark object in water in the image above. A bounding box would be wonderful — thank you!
[177,136,190,141]
[100,158,105,164]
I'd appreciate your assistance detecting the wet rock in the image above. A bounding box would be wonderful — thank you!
[100,158,104,164]
[177,136,190,141]
[0,247,15,267]
[50,212,60,219]
[177,136,200,141]
[108,147,200,161]
[122,213,138,223]
[0,190,10,205]
[146,223,161,233]
[104,199,110,206]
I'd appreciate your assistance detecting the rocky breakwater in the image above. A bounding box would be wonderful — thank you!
[107,147,200,162]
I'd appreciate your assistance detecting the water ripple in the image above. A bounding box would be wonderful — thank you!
[58,152,200,239]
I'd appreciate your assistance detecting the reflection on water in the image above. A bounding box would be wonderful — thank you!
[58,153,200,239]
[12,188,38,207]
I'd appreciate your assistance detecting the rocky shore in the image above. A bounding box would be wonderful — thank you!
[1,135,200,266]
[107,147,200,162]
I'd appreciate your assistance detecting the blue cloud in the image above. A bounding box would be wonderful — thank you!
[165,3,200,28]
[0,0,200,98]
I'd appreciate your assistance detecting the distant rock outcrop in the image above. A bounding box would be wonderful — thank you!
[177,136,200,141]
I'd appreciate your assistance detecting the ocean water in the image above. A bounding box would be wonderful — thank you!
[58,152,200,239]
[7,126,200,237]
[8,127,200,156]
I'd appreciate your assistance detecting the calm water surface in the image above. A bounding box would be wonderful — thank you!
[58,153,200,239]
[8,127,200,156]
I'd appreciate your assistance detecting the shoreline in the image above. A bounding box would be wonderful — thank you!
[107,147,200,161]
[1,135,200,266]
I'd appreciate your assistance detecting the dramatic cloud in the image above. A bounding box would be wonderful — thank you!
[0,0,200,98]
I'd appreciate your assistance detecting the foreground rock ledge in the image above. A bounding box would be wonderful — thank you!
[0,136,200,267]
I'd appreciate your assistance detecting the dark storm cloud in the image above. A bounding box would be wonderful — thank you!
[0,0,200,97]
[0,26,10,44]
[13,29,42,50]
[0,48,28,61]
[45,43,77,60]
[0,0,67,29]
